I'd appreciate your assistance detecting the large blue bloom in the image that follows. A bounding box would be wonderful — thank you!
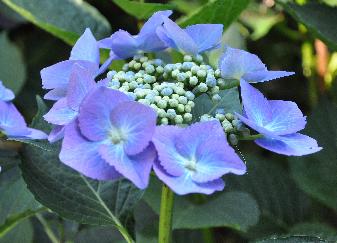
[236,80,322,156]
[40,28,110,101]
[219,47,294,83]
[59,87,157,188]
[152,121,246,195]
[157,17,223,55]
[99,10,172,59]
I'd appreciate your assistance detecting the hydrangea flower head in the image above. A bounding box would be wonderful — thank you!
[219,47,294,83]
[99,10,172,59]
[0,81,15,101]
[41,28,101,100]
[152,121,246,195]
[236,80,322,156]
[60,87,157,188]
[157,17,223,55]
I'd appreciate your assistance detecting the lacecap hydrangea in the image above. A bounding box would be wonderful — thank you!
[41,10,321,195]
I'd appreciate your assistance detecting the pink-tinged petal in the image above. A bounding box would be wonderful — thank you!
[44,88,67,101]
[110,101,157,155]
[242,70,295,83]
[48,125,65,143]
[240,79,272,126]
[0,80,15,101]
[59,121,121,180]
[185,24,223,53]
[41,60,97,90]
[219,47,266,80]
[152,125,185,177]
[43,98,77,126]
[78,87,130,141]
[264,100,306,135]
[255,133,322,156]
[70,28,100,65]
[66,64,96,111]
[99,143,156,189]
[161,17,198,55]
[153,160,225,195]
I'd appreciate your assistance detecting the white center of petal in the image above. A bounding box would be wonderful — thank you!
[109,127,127,145]
[184,159,197,172]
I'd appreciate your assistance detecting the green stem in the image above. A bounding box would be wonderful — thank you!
[36,213,59,243]
[158,184,174,243]
[202,228,216,243]
[238,134,263,141]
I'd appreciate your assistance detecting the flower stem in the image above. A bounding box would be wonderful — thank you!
[238,134,264,141]
[158,184,174,243]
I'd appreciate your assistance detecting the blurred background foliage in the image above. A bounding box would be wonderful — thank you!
[0,0,337,242]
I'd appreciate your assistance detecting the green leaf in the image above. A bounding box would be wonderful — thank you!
[144,177,260,231]
[227,154,311,238]
[281,2,337,50]
[253,235,328,243]
[0,219,33,243]
[178,0,249,29]
[290,223,337,242]
[74,226,124,243]
[19,98,143,241]
[192,87,241,121]
[1,0,111,45]
[0,32,26,94]
[289,99,337,212]
[0,166,42,237]
[112,0,174,19]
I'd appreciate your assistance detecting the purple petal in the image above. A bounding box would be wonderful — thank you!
[108,30,138,59]
[25,128,48,140]
[66,64,96,111]
[255,133,322,156]
[264,100,306,135]
[99,143,156,189]
[43,98,77,126]
[0,101,27,134]
[136,33,168,53]
[152,125,186,176]
[240,80,272,126]
[48,125,65,143]
[161,17,198,55]
[0,81,15,101]
[41,60,98,90]
[156,26,177,49]
[70,28,100,65]
[219,47,266,80]
[153,160,225,195]
[59,121,121,180]
[78,87,130,141]
[185,24,223,53]
[96,53,120,77]
[242,70,295,83]
[44,88,67,101]
[110,101,157,155]
[139,10,172,36]
[98,37,112,49]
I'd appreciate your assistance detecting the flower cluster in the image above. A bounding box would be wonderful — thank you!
[0,81,47,140]
[41,11,321,195]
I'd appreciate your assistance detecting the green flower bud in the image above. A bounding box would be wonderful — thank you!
[145,64,155,74]
[175,87,185,95]
[157,108,166,118]
[191,66,199,74]
[138,99,151,106]
[154,96,162,103]
[194,54,203,63]
[140,56,148,63]
[175,115,183,124]
[211,86,220,94]
[172,94,179,100]
[187,101,195,108]
[215,113,225,121]
[171,69,179,78]
[200,114,211,122]
[163,96,170,101]
[229,134,238,146]
[177,104,185,113]
[156,66,164,74]
[161,117,169,125]
[184,55,193,62]
[185,91,195,100]
[168,98,178,107]
[183,113,193,122]
[157,99,168,109]
[178,96,188,105]
[215,69,221,78]
[184,104,192,113]
[150,104,158,111]
[128,60,136,68]
[167,109,177,119]
[225,113,234,121]
[217,78,226,89]
[198,83,208,92]
[212,94,221,102]
[197,69,207,78]
[189,76,198,86]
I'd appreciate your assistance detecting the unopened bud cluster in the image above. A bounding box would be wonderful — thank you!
[200,110,251,146]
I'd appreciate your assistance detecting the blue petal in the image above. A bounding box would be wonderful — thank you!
[255,133,322,156]
[160,17,198,55]
[0,80,15,101]
[48,125,65,143]
[219,47,266,80]
[44,88,67,101]
[43,98,77,126]
[99,143,156,189]
[78,87,130,141]
[59,121,121,180]
[110,101,157,155]
[240,80,272,126]
[264,100,306,135]
[108,30,138,58]
[139,10,172,36]
[70,28,100,65]
[153,159,225,195]
[66,64,96,111]
[0,101,28,136]
[185,24,223,53]
[242,70,295,83]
